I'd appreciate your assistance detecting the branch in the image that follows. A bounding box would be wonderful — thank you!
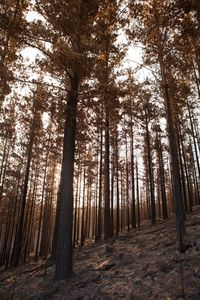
[14,77,66,92]
[124,58,160,82]
[19,39,73,80]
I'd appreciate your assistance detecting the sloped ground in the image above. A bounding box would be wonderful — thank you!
[0,206,200,300]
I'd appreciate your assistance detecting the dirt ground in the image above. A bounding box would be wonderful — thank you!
[0,206,200,300]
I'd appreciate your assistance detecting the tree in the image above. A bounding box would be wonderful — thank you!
[0,0,28,109]
[129,0,186,250]
[12,87,44,266]
[27,0,102,279]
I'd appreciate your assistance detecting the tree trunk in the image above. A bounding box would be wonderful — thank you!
[81,167,86,247]
[136,160,140,228]
[12,112,36,267]
[104,103,112,239]
[158,54,186,250]
[130,116,136,229]
[144,107,156,225]
[155,132,168,219]
[73,165,80,247]
[97,120,103,241]
[115,129,120,236]
[55,77,79,279]
[187,99,200,178]
[125,131,130,231]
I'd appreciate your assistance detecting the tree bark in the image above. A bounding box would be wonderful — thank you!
[130,115,136,229]
[55,76,79,279]
[104,102,112,239]
[158,54,186,250]
[144,107,156,225]
[12,111,36,266]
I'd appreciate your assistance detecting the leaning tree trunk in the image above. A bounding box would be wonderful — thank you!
[179,126,194,212]
[187,99,200,179]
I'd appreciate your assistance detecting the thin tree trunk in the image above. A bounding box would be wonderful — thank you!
[158,53,186,250]
[23,170,37,262]
[0,134,8,184]
[144,107,156,225]
[12,112,36,266]
[116,130,120,236]
[130,117,136,229]
[97,120,103,241]
[155,132,168,219]
[73,165,80,247]
[192,59,200,99]
[76,167,82,245]
[110,150,114,235]
[187,99,200,178]
[104,102,112,239]
[136,160,140,228]
[179,130,193,212]
[81,167,86,247]
[5,169,21,267]
[125,131,130,231]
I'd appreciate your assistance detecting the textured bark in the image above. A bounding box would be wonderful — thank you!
[81,167,86,247]
[155,132,168,220]
[23,171,37,262]
[158,54,186,250]
[97,120,103,241]
[115,130,120,235]
[136,160,140,228]
[110,151,114,235]
[73,165,80,247]
[104,103,112,239]
[176,127,188,212]
[179,130,193,212]
[125,132,130,231]
[189,139,200,204]
[0,179,16,266]
[144,107,156,225]
[130,117,136,229]
[120,170,125,233]
[35,154,48,259]
[0,142,10,201]
[55,77,79,279]
[40,164,56,258]
[192,59,200,99]
[76,170,82,245]
[12,113,36,267]
[4,169,21,267]
[187,100,200,178]
[0,134,8,184]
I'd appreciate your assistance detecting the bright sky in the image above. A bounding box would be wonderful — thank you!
[22,10,148,83]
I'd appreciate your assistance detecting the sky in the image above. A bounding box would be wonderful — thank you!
[22,9,148,83]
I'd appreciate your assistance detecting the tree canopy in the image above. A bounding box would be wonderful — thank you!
[0,0,199,280]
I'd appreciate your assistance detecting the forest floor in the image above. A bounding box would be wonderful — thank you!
[0,206,200,300]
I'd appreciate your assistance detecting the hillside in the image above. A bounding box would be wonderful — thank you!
[0,207,200,300]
